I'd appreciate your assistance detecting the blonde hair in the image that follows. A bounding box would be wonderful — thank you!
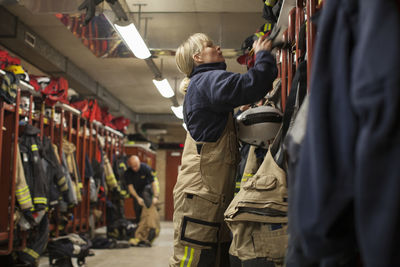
[176,33,211,94]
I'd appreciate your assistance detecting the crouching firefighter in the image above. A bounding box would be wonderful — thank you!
[170,33,277,267]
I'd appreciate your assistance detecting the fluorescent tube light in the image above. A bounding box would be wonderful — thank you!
[146,129,168,135]
[152,79,175,98]
[114,23,151,59]
[171,105,183,119]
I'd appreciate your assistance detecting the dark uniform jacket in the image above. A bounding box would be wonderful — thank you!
[124,163,154,197]
[289,0,400,266]
[19,125,48,211]
[184,50,278,142]
[41,137,69,206]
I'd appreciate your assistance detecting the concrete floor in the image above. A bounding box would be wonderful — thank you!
[39,221,174,267]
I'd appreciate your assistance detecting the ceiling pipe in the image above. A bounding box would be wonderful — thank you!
[145,58,162,79]
[108,0,128,21]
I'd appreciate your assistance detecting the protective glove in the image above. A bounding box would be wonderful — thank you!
[22,209,37,228]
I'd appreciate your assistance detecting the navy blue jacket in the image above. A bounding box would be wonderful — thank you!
[184,50,277,142]
[124,163,154,196]
[289,0,400,266]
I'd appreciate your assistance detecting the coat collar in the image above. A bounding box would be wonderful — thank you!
[190,62,227,78]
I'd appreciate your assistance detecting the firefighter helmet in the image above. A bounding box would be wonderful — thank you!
[236,105,283,148]
[4,65,29,83]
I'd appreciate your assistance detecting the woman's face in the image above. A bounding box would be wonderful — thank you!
[195,41,225,64]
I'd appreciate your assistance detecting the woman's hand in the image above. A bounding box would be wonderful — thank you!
[239,104,251,112]
[253,36,273,54]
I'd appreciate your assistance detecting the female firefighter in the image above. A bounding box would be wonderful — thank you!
[170,33,277,267]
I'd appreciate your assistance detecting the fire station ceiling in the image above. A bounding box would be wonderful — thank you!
[0,0,266,143]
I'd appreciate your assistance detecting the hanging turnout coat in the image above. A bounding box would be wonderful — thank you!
[41,136,69,206]
[19,125,48,211]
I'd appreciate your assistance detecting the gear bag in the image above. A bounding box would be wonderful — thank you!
[48,234,92,267]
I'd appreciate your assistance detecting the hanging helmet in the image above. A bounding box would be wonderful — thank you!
[36,76,51,90]
[67,88,79,102]
[4,64,24,75]
[4,65,29,83]
[44,108,52,118]
[20,96,33,111]
[236,105,283,148]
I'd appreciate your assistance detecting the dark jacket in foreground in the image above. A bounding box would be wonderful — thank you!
[290,0,400,266]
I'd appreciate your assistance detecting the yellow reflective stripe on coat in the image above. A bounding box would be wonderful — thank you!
[263,23,272,32]
[31,144,38,151]
[18,193,33,205]
[57,177,69,192]
[265,0,277,7]
[19,197,33,205]
[106,175,118,188]
[23,248,39,259]
[16,186,30,195]
[33,197,47,204]
[255,32,265,38]
[180,246,194,267]
[60,183,68,192]
[241,173,254,183]
[187,247,194,267]
[119,162,127,171]
[106,175,115,180]
[18,194,31,202]
[16,185,29,193]
[57,176,66,186]
[180,246,188,267]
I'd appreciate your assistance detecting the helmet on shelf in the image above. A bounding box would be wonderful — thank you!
[4,65,30,83]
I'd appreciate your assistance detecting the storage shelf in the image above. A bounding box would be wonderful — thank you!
[55,102,81,116]
[93,120,124,137]
[3,102,15,112]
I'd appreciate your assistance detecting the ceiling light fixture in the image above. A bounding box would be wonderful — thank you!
[114,23,151,59]
[152,79,175,98]
[171,105,183,119]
